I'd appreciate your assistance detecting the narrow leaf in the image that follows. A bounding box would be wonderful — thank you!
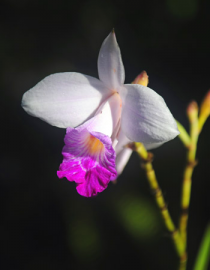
[193,224,210,270]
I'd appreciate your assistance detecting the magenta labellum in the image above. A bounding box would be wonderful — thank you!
[57,126,117,197]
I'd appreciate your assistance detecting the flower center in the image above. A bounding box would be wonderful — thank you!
[87,134,104,155]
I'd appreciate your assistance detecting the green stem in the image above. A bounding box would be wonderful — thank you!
[134,143,185,259]
[179,103,199,249]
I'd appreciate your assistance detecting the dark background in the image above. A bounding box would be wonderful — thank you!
[1,0,210,269]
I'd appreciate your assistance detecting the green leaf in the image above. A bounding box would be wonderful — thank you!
[193,224,210,270]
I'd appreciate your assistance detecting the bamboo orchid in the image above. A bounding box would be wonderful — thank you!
[22,31,179,197]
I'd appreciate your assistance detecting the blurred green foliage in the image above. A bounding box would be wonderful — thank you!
[68,214,101,263]
[166,0,198,20]
[114,194,161,242]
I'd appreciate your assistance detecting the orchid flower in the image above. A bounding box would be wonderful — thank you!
[21,31,179,197]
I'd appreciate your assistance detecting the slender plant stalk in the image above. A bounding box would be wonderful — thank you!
[176,102,199,270]
[179,102,199,250]
[177,92,210,270]
[176,121,191,148]
[133,142,186,262]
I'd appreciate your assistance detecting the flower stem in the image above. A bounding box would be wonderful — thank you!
[176,121,191,148]
[179,102,199,250]
[177,102,199,270]
[133,143,186,259]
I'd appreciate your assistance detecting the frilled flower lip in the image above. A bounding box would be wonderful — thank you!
[21,30,180,196]
[57,124,117,197]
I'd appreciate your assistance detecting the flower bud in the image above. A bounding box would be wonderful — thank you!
[198,90,210,132]
[132,71,149,87]
[186,101,198,124]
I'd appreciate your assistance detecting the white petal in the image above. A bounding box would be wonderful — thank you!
[120,84,179,144]
[115,129,131,155]
[84,93,122,138]
[115,130,132,175]
[22,72,111,128]
[97,31,125,91]
[143,142,164,150]
[116,148,132,175]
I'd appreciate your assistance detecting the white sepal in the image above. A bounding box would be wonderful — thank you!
[22,72,111,128]
[98,31,125,91]
[120,84,179,145]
